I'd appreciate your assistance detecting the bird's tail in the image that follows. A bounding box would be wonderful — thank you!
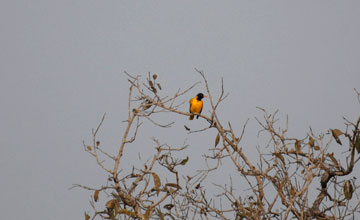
[189,114,194,120]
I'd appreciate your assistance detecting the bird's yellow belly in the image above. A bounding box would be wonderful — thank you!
[190,100,202,113]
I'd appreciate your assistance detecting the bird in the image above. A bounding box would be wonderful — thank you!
[189,93,206,120]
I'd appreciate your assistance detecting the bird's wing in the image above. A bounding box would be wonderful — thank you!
[189,98,194,113]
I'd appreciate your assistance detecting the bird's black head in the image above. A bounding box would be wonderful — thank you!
[196,93,205,100]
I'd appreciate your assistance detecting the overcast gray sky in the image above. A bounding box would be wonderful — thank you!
[1,1,360,219]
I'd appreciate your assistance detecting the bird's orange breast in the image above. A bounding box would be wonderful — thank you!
[189,98,203,114]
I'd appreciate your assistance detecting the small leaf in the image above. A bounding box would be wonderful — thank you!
[117,209,136,217]
[295,140,301,152]
[152,74,158,80]
[273,152,285,164]
[85,212,90,220]
[327,153,339,167]
[308,136,315,148]
[152,173,161,194]
[144,208,152,219]
[338,201,346,206]
[288,149,296,153]
[157,83,162,90]
[143,99,152,110]
[355,134,360,154]
[195,183,200,189]
[290,185,297,196]
[200,207,205,215]
[331,129,343,145]
[168,188,176,194]
[165,183,182,190]
[180,156,189,165]
[96,141,100,146]
[215,133,220,148]
[332,129,343,137]
[344,180,353,200]
[87,146,92,151]
[94,190,99,202]
[314,145,320,151]
[184,125,190,131]
[106,199,115,210]
[148,80,154,87]
[163,204,174,210]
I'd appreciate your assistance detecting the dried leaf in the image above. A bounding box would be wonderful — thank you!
[295,140,301,152]
[143,99,152,110]
[290,185,297,196]
[152,173,161,193]
[94,190,99,202]
[165,183,182,190]
[200,207,205,215]
[344,180,353,200]
[308,136,315,147]
[148,80,154,87]
[151,86,157,93]
[195,183,200,189]
[332,128,343,136]
[314,145,320,151]
[288,149,296,154]
[96,141,100,146]
[152,74,157,80]
[117,209,136,217]
[165,188,174,194]
[215,133,220,148]
[355,135,360,154]
[144,208,152,219]
[331,129,343,145]
[180,156,189,165]
[106,199,115,210]
[111,192,119,198]
[157,83,162,90]
[338,201,346,206]
[273,152,285,164]
[327,153,339,167]
[184,125,190,131]
[163,204,174,210]
[87,146,92,151]
[279,180,286,190]
[85,212,90,220]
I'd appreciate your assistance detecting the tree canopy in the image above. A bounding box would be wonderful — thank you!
[75,71,360,220]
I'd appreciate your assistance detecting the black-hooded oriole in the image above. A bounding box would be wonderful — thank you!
[189,93,205,120]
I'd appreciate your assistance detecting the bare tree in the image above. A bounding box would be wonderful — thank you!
[74,71,360,220]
